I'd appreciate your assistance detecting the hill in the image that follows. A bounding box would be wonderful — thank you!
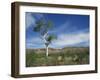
[26,47,89,54]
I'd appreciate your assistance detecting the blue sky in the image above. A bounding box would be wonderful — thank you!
[25,12,89,49]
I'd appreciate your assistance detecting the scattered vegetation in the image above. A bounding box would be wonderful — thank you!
[26,47,89,67]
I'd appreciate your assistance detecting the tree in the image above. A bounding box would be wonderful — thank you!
[33,19,57,57]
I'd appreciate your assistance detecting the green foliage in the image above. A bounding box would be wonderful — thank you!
[46,35,57,43]
[33,26,41,32]
[46,20,53,29]
[33,19,53,35]
[33,19,45,32]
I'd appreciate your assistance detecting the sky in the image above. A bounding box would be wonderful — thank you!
[25,12,90,49]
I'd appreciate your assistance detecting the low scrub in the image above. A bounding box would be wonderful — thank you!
[26,47,89,67]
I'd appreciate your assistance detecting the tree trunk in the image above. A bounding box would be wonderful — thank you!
[46,46,48,57]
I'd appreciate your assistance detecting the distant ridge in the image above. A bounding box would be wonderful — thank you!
[26,47,89,54]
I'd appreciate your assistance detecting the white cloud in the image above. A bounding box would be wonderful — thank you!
[26,13,36,28]
[26,30,89,48]
[27,37,41,43]
[26,37,45,48]
[51,32,89,48]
